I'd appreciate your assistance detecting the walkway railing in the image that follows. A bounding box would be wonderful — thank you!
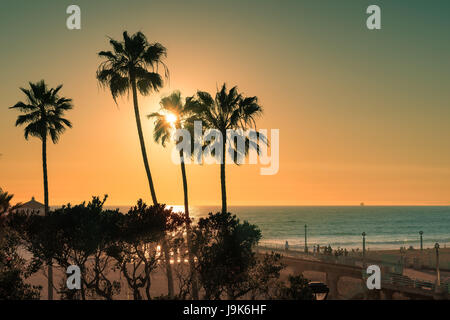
[365,271,450,294]
[257,245,450,294]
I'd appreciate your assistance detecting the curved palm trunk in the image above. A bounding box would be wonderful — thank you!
[179,150,199,299]
[130,79,158,205]
[130,78,174,297]
[220,132,227,214]
[42,136,53,300]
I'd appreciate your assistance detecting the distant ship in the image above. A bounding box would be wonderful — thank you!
[360,202,365,207]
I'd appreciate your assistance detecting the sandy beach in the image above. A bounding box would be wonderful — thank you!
[23,247,450,300]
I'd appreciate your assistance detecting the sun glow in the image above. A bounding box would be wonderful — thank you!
[165,113,177,126]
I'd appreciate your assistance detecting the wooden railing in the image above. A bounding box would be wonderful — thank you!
[364,271,450,293]
[258,245,450,294]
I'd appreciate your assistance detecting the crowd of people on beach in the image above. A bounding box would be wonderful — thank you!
[284,241,350,257]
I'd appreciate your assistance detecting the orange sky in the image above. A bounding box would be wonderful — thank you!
[1,1,450,206]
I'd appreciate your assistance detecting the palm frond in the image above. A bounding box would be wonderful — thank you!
[97,31,169,103]
[98,50,117,61]
[136,70,163,95]
[15,111,41,126]
[18,88,38,106]
[109,73,130,103]
[9,101,37,112]
[10,80,73,144]
[24,121,45,140]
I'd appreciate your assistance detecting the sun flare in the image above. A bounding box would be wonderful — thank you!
[165,113,177,126]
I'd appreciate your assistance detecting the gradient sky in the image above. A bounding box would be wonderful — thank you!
[1,0,450,206]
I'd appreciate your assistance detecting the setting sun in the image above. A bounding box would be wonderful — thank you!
[165,113,177,126]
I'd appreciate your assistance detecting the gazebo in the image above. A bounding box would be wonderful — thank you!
[16,196,45,216]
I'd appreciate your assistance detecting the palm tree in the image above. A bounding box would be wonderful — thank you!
[148,91,199,299]
[187,84,266,214]
[96,31,175,297]
[0,188,16,216]
[9,80,73,300]
[0,188,20,240]
[96,31,168,205]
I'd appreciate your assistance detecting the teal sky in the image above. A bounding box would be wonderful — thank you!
[1,0,450,205]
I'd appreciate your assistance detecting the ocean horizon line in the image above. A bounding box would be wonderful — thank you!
[98,204,450,208]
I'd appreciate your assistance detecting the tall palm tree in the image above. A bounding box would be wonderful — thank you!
[96,31,175,297]
[9,80,73,300]
[148,91,199,299]
[96,31,167,206]
[187,84,266,214]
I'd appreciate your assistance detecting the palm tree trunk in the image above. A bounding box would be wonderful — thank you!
[160,237,174,297]
[130,78,158,205]
[179,150,199,299]
[130,78,174,297]
[42,136,53,300]
[220,131,227,214]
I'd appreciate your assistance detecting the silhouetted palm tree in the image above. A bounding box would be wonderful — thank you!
[0,188,20,241]
[96,31,175,297]
[187,84,266,214]
[96,31,168,206]
[0,187,18,216]
[9,80,73,300]
[148,91,199,299]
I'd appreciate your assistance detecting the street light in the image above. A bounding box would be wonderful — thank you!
[435,242,440,288]
[419,231,423,251]
[308,282,329,300]
[304,224,308,253]
[362,232,366,259]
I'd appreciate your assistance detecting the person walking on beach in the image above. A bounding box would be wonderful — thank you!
[285,241,289,251]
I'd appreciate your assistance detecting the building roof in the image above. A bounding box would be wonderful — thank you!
[18,197,45,211]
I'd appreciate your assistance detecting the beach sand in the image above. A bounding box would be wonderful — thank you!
[24,247,450,300]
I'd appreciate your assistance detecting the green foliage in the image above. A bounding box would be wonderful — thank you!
[191,211,264,299]
[0,222,41,300]
[274,274,314,300]
[9,197,187,300]
[7,195,308,301]
[110,201,187,300]
[0,188,16,216]
[148,91,197,152]
[0,270,41,300]
[9,80,73,143]
[96,31,168,102]
[186,83,267,163]
[10,196,122,300]
[246,252,286,299]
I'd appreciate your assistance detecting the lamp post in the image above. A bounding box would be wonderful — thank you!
[308,282,329,300]
[419,231,423,251]
[362,232,366,265]
[435,243,440,288]
[304,224,308,253]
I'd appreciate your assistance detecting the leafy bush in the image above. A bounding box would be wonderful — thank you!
[274,274,314,300]
[10,196,122,299]
[109,201,187,300]
[9,196,187,300]
[191,211,287,300]
[0,223,41,300]
[7,197,311,300]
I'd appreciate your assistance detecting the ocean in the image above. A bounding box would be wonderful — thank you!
[112,205,450,251]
